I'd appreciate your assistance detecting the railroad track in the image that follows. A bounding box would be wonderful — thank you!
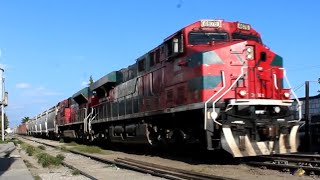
[18,136,235,180]
[246,153,320,176]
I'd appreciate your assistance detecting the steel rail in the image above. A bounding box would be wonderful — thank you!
[247,161,320,174]
[272,153,320,159]
[19,136,234,180]
[61,162,98,180]
[116,157,236,180]
[259,155,320,165]
[246,154,320,176]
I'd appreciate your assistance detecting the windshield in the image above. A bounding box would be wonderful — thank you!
[232,33,262,43]
[188,32,228,45]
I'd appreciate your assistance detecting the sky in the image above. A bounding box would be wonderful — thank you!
[0,0,319,127]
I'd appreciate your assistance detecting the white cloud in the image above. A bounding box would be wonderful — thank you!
[16,83,31,89]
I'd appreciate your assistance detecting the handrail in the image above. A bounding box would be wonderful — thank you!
[273,74,279,90]
[82,108,89,133]
[88,108,96,133]
[204,71,226,129]
[280,68,302,122]
[211,66,247,127]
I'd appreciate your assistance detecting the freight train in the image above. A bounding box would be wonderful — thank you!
[16,19,302,157]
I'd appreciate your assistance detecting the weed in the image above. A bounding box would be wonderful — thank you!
[68,141,78,146]
[0,140,8,144]
[59,138,64,143]
[56,154,65,161]
[59,145,68,152]
[13,139,23,145]
[72,169,81,175]
[71,145,104,154]
[38,145,46,150]
[26,145,36,156]
[34,175,41,180]
[37,153,63,167]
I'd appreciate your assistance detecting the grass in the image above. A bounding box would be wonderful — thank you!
[25,145,37,156]
[36,153,64,167]
[72,169,81,175]
[0,140,8,144]
[38,145,46,150]
[59,138,64,143]
[59,145,68,152]
[56,154,65,161]
[34,175,41,180]
[70,144,105,154]
[13,139,24,145]
[21,142,65,168]
[68,141,78,146]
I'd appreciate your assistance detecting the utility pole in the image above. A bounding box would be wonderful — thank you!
[305,81,311,152]
[0,67,4,141]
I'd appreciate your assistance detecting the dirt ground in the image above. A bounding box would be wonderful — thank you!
[92,148,318,180]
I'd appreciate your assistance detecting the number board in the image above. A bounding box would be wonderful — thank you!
[200,20,221,28]
[237,23,251,30]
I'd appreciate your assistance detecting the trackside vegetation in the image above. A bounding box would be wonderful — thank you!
[20,142,65,167]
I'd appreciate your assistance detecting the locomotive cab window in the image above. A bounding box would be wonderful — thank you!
[166,33,184,58]
[188,32,228,45]
[232,33,262,43]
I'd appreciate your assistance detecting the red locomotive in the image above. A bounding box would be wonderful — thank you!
[23,19,302,157]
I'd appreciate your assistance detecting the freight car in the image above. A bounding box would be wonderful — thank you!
[15,124,27,135]
[23,19,302,157]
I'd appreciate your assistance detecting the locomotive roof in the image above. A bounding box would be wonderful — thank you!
[164,19,259,42]
[72,87,90,103]
[90,71,121,91]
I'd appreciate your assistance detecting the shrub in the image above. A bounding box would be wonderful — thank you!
[68,141,78,146]
[56,154,65,161]
[26,145,36,156]
[59,145,68,152]
[71,145,103,154]
[72,170,80,175]
[38,145,46,150]
[37,153,63,167]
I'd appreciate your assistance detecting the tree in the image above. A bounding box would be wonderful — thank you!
[0,113,9,130]
[88,75,94,86]
[21,116,30,124]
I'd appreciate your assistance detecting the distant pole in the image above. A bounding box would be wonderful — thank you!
[305,81,311,151]
[0,68,4,141]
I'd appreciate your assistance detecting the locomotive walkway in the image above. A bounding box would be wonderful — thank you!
[0,142,33,180]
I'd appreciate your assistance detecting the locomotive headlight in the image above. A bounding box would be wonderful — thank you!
[246,46,254,60]
[273,106,281,113]
[283,92,290,99]
[246,46,253,53]
[239,90,247,97]
[210,111,218,120]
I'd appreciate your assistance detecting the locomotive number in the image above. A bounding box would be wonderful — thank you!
[201,20,221,28]
[237,23,251,30]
